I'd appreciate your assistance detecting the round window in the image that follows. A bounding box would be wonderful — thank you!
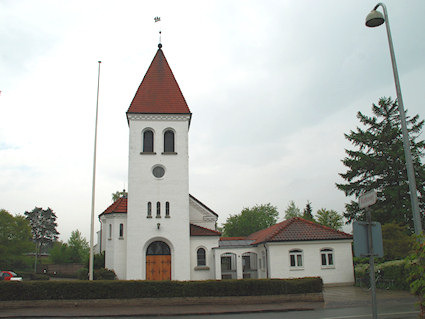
[152,166,165,178]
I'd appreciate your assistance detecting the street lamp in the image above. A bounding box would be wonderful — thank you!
[365,3,422,236]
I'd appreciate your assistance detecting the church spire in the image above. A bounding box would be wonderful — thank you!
[127,46,191,116]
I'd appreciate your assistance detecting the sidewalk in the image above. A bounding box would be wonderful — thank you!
[0,286,417,317]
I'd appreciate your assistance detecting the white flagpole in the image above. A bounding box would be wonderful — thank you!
[89,61,101,281]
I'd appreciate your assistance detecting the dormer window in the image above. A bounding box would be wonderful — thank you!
[164,130,175,153]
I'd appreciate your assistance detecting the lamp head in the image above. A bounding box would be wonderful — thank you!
[366,10,385,27]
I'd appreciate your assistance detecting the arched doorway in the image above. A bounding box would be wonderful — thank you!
[146,241,171,280]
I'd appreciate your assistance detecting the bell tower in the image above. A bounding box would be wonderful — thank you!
[125,44,192,280]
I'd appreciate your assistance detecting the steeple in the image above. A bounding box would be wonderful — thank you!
[127,45,191,116]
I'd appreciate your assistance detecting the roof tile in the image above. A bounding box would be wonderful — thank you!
[100,197,128,216]
[127,47,191,115]
[190,224,221,236]
[248,217,352,244]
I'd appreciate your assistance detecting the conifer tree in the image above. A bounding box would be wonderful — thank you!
[336,97,425,231]
[302,201,315,221]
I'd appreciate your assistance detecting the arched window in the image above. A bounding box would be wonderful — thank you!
[164,130,174,152]
[321,248,334,267]
[143,130,154,152]
[289,249,303,268]
[197,248,206,266]
[165,202,170,218]
[147,202,152,218]
[147,241,171,255]
[156,202,161,218]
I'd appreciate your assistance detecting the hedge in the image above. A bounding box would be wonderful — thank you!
[355,259,410,290]
[0,277,322,301]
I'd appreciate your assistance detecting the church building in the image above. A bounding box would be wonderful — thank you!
[98,44,355,285]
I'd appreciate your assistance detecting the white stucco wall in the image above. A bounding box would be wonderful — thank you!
[189,198,217,230]
[126,114,191,280]
[190,236,220,280]
[212,247,263,280]
[100,213,127,279]
[266,240,354,285]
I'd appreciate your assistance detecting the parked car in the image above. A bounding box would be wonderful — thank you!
[0,271,23,281]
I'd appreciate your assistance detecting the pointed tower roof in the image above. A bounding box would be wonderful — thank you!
[127,44,191,116]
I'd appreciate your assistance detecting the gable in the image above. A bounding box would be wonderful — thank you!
[189,194,218,224]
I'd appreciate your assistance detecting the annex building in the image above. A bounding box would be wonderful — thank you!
[98,44,354,285]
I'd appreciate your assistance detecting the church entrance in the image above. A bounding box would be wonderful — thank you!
[146,241,171,280]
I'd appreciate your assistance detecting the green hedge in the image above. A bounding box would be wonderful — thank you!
[0,277,322,301]
[355,260,410,290]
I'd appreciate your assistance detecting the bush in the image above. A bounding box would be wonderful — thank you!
[94,268,116,280]
[0,277,322,301]
[12,272,49,281]
[355,259,409,290]
[76,268,116,280]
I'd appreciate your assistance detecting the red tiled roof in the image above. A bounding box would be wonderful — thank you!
[127,46,191,115]
[99,197,128,217]
[219,237,247,241]
[190,224,221,236]
[247,217,352,244]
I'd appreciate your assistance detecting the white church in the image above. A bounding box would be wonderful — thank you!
[98,44,355,285]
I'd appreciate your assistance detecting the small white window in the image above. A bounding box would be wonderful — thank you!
[321,248,334,267]
[108,224,112,239]
[289,249,303,268]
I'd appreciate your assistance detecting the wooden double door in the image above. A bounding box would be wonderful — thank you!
[146,241,171,281]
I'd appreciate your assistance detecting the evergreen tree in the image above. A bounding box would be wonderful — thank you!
[316,208,343,230]
[284,201,301,219]
[68,230,89,263]
[25,207,59,272]
[302,201,315,221]
[336,97,425,230]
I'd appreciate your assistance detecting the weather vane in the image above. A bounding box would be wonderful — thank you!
[154,17,162,45]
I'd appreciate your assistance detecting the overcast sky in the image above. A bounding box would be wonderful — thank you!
[1,0,424,242]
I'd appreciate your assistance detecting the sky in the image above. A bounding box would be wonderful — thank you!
[1,0,424,242]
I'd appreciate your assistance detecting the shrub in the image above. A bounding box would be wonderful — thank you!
[355,259,409,290]
[0,277,322,301]
[406,235,425,318]
[94,268,116,280]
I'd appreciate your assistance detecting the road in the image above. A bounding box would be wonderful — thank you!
[0,286,419,318]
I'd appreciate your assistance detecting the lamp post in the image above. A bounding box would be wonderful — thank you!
[365,3,422,236]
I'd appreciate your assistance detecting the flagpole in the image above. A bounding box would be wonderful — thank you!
[89,61,101,281]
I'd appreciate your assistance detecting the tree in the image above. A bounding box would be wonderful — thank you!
[381,222,414,260]
[336,97,425,230]
[68,229,89,263]
[222,204,279,237]
[49,241,71,264]
[112,190,127,202]
[284,201,301,219]
[25,207,59,272]
[0,209,33,270]
[316,209,343,230]
[302,201,315,221]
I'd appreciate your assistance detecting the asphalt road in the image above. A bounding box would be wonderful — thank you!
[0,286,419,318]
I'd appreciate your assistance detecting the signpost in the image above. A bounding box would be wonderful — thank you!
[354,190,381,319]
